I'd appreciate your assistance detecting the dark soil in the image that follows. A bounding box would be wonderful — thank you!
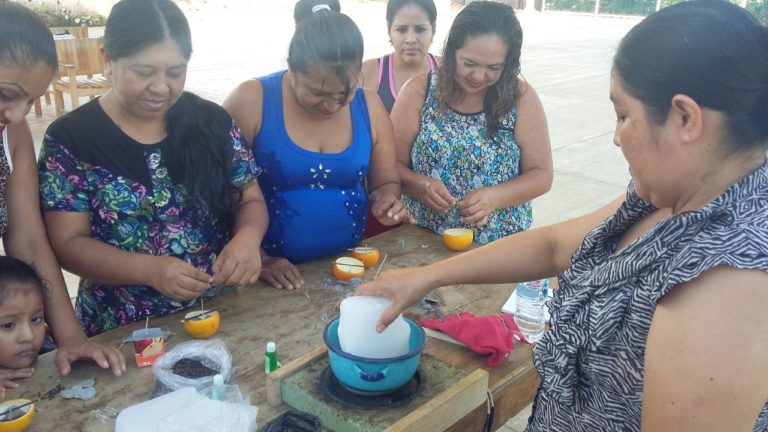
[36,382,64,401]
[151,358,221,398]
[172,358,220,378]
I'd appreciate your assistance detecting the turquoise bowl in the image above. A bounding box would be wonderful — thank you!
[323,318,426,393]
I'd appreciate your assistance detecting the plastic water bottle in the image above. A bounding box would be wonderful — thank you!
[514,279,549,342]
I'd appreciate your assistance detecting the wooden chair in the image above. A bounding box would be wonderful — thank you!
[33,25,90,117]
[52,37,111,117]
[50,25,89,39]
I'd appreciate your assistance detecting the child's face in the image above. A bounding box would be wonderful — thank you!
[0,283,45,369]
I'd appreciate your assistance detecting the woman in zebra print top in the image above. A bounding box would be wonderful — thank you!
[358,1,768,430]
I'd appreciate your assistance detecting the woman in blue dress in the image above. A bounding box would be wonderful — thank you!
[393,2,553,245]
[224,8,410,290]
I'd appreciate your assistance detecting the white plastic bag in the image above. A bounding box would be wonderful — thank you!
[116,387,258,432]
[152,339,232,394]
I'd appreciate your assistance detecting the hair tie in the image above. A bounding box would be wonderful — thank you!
[312,4,331,13]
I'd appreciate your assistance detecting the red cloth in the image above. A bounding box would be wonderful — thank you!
[419,312,527,367]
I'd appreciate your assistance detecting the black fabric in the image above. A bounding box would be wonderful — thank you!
[43,93,235,193]
[376,55,397,113]
[261,410,322,432]
[45,98,161,189]
[161,92,235,194]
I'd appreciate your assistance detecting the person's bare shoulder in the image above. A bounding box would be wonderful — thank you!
[223,79,263,113]
[514,79,545,112]
[398,73,429,101]
[223,79,265,143]
[643,265,768,430]
[361,57,381,91]
[361,87,389,125]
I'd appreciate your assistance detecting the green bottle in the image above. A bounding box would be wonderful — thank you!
[265,341,278,373]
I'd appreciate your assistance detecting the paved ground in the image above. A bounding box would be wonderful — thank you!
[26,2,640,430]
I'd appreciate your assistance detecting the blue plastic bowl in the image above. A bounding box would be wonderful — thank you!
[323,318,426,393]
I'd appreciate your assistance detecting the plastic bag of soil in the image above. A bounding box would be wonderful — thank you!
[151,339,232,398]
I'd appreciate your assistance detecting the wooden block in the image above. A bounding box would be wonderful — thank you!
[424,328,466,347]
[266,345,327,407]
[384,368,488,432]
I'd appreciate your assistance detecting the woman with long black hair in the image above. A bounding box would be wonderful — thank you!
[39,0,268,337]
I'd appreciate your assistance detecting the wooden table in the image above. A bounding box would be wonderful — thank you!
[9,224,539,431]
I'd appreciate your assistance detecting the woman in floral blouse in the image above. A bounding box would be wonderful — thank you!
[38,0,268,337]
[394,2,552,244]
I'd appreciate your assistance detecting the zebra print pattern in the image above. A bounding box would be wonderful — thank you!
[527,161,768,431]
[0,126,9,237]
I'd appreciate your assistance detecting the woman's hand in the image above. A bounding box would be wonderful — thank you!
[370,191,415,226]
[54,337,126,377]
[149,256,211,301]
[355,267,434,332]
[420,179,457,214]
[458,187,500,227]
[260,255,304,290]
[0,368,34,398]
[212,235,263,286]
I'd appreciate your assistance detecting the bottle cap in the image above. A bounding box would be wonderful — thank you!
[266,341,276,352]
[213,374,224,386]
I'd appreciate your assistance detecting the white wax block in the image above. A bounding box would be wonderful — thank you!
[339,296,410,359]
[116,387,258,432]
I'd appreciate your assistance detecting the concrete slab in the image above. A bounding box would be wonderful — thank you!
[532,170,626,227]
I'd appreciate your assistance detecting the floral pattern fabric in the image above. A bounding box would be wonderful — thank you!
[39,106,259,337]
[401,72,532,244]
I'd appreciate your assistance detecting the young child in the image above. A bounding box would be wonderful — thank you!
[0,256,47,398]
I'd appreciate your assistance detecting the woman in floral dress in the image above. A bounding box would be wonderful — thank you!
[39,0,268,337]
[394,2,552,244]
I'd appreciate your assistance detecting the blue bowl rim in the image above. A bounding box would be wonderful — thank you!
[324,317,426,364]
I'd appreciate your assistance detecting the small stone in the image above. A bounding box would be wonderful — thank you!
[60,378,97,400]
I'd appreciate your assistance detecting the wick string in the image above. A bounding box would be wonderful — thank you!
[373,254,388,280]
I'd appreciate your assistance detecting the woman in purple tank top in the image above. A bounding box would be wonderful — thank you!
[360,0,441,238]
[361,0,441,114]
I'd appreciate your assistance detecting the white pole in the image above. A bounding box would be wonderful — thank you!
[594,0,601,15]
